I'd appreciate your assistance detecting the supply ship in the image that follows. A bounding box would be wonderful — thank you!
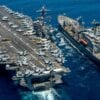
[58,15,100,65]
[0,5,71,91]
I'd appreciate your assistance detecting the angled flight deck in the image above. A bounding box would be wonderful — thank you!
[0,6,70,91]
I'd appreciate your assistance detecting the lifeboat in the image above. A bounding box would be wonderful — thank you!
[79,39,88,46]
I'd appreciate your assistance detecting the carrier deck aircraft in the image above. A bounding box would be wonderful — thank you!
[0,6,70,91]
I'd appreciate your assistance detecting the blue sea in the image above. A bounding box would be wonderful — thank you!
[0,0,100,100]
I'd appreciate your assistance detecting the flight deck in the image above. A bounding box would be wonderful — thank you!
[0,6,70,91]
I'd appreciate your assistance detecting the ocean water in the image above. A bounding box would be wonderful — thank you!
[0,0,100,100]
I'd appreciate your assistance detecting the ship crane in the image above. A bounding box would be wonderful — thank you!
[76,16,85,29]
[92,19,100,36]
[76,16,82,21]
[92,19,100,26]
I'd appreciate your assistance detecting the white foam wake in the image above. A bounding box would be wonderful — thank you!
[32,88,58,100]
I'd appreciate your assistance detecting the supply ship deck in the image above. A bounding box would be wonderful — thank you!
[0,6,70,91]
[58,15,100,66]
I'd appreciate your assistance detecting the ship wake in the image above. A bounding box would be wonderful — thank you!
[32,88,59,100]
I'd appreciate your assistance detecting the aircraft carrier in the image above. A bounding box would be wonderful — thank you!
[0,5,71,91]
[58,15,100,66]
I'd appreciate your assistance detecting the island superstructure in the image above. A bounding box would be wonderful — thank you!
[58,15,100,65]
[0,6,70,91]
